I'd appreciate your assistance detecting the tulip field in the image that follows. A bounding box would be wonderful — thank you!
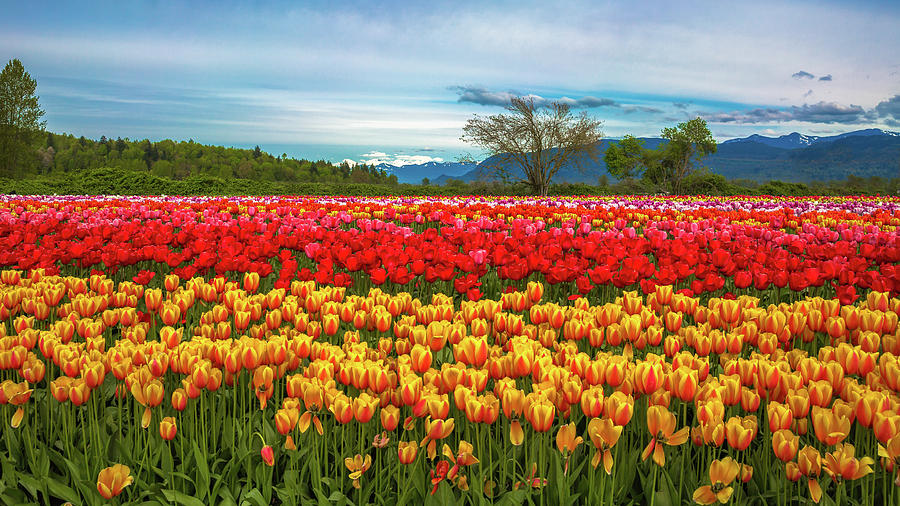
[2,194,900,506]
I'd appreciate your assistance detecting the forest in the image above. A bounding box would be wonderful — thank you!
[22,132,397,185]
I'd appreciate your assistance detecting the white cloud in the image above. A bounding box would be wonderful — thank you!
[341,159,357,167]
[3,0,898,144]
[361,151,388,158]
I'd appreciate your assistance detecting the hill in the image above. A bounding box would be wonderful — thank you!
[444,128,900,184]
[13,132,398,185]
[375,161,477,184]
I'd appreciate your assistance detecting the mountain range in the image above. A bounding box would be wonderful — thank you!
[385,129,900,184]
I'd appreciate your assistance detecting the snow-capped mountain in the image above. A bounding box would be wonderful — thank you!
[375,161,478,184]
[722,128,899,149]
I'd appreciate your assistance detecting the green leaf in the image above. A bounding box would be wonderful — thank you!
[192,440,210,501]
[495,488,528,506]
[424,482,455,506]
[240,487,267,506]
[216,487,238,506]
[162,489,207,506]
[18,473,41,499]
[160,443,174,477]
[44,476,80,503]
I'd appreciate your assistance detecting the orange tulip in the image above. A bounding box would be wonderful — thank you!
[260,444,275,466]
[671,368,699,402]
[725,416,756,451]
[786,389,810,419]
[410,345,432,374]
[634,360,664,395]
[808,380,833,408]
[443,440,479,469]
[823,444,874,483]
[555,422,583,456]
[580,386,604,418]
[811,406,850,446]
[855,391,888,428]
[873,412,900,445]
[423,417,455,443]
[772,429,799,463]
[641,405,689,466]
[604,391,634,426]
[275,408,299,435]
[786,461,802,482]
[352,393,378,424]
[526,397,555,433]
[877,434,900,485]
[159,416,177,441]
[1,381,32,428]
[692,457,740,505]
[330,395,354,424]
[345,454,372,489]
[381,405,400,431]
[588,417,622,474]
[398,441,418,465]
[97,464,133,499]
[797,446,823,503]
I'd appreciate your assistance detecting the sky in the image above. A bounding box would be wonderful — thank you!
[2,0,899,166]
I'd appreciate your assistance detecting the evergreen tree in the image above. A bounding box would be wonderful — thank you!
[0,59,45,177]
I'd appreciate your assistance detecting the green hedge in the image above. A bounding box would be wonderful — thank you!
[1,166,897,197]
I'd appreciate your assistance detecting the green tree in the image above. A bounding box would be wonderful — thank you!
[0,59,45,177]
[461,96,603,196]
[604,135,651,180]
[650,117,717,193]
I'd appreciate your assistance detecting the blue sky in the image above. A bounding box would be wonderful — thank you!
[2,0,899,165]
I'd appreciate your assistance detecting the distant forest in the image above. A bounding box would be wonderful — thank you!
[20,132,397,185]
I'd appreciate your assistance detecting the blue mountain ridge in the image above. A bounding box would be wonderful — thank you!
[412,129,900,184]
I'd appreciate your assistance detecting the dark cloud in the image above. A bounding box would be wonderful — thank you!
[672,102,690,109]
[703,101,866,124]
[558,96,618,108]
[452,86,516,106]
[874,94,900,120]
[623,106,663,114]
[792,70,815,79]
[803,89,814,98]
[451,85,619,109]
[818,74,832,81]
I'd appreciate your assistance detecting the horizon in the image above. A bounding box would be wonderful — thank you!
[3,0,899,166]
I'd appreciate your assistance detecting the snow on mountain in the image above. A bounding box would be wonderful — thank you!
[375,161,478,184]
[723,128,899,149]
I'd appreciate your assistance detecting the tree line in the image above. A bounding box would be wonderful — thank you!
[0,58,396,185]
[28,132,397,185]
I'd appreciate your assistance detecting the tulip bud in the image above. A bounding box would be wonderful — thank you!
[260,445,275,466]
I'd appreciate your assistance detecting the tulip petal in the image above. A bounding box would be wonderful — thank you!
[808,478,822,503]
[652,444,666,467]
[298,411,311,433]
[603,450,614,475]
[510,420,524,446]
[11,407,23,428]
[716,486,733,504]
[141,407,152,429]
[668,426,690,446]
[641,439,656,462]
[692,486,717,505]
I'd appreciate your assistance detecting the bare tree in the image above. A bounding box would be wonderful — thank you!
[460,97,603,196]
